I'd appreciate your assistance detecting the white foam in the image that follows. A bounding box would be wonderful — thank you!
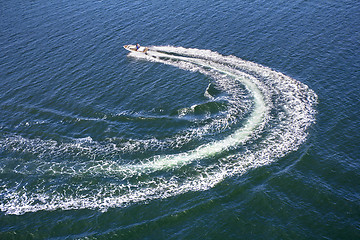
[0,46,317,215]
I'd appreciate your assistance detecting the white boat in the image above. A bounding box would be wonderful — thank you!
[123,45,149,53]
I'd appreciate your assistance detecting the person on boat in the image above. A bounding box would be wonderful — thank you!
[136,43,140,50]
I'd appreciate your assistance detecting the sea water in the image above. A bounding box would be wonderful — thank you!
[0,0,359,239]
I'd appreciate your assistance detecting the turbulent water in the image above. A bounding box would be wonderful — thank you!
[1,0,359,239]
[0,46,317,214]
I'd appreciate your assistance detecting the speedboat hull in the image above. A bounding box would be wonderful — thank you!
[123,45,149,53]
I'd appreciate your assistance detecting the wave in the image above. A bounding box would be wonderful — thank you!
[0,46,317,215]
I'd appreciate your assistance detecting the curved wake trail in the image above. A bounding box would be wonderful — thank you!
[0,46,317,215]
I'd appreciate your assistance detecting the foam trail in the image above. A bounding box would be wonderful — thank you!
[0,46,317,215]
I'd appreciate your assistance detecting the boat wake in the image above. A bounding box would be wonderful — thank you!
[0,46,317,215]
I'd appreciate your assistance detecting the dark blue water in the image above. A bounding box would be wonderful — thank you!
[1,0,359,239]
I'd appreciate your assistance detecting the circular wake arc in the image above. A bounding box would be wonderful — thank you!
[0,46,317,215]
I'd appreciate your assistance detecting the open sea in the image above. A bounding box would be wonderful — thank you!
[1,0,359,239]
